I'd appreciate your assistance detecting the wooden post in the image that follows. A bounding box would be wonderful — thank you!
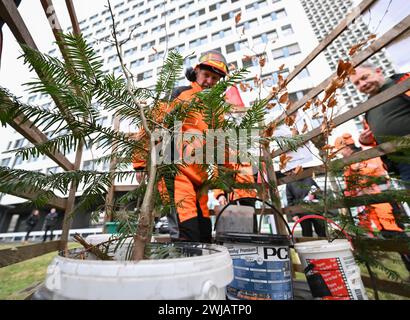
[103,116,121,231]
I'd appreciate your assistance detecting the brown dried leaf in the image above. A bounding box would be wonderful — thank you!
[285,101,292,111]
[328,96,337,108]
[321,144,334,151]
[302,100,312,111]
[284,114,296,127]
[266,102,276,110]
[279,64,285,71]
[243,55,253,62]
[279,154,293,170]
[239,82,248,92]
[235,12,242,24]
[291,127,299,136]
[279,92,288,104]
[259,56,266,67]
[229,63,237,71]
[293,165,303,175]
[368,34,376,40]
[302,120,308,133]
[152,47,158,53]
[337,59,346,77]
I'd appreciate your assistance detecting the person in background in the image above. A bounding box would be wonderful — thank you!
[335,133,410,272]
[349,63,410,189]
[43,207,58,242]
[286,177,326,237]
[24,209,40,242]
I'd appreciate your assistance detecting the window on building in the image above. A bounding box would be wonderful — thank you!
[14,139,25,149]
[272,43,300,59]
[104,45,113,53]
[123,14,135,23]
[159,33,175,43]
[137,70,153,81]
[148,51,164,62]
[226,40,248,54]
[221,9,241,21]
[170,43,185,52]
[281,24,293,36]
[237,18,258,31]
[108,55,117,63]
[161,8,175,17]
[82,161,95,171]
[28,95,37,103]
[188,8,205,19]
[245,0,267,12]
[119,8,129,16]
[170,16,185,27]
[141,40,156,51]
[210,0,227,11]
[179,0,194,10]
[199,17,217,29]
[253,30,278,45]
[14,156,23,166]
[211,28,232,40]
[131,58,145,69]
[179,25,195,36]
[184,55,197,67]
[138,8,150,16]
[152,24,165,34]
[288,43,301,55]
[262,8,287,23]
[189,37,207,48]
[1,158,11,167]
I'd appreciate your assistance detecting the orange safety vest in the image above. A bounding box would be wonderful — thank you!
[344,157,402,232]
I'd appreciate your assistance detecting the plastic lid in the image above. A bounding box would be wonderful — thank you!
[294,239,351,254]
[216,232,290,246]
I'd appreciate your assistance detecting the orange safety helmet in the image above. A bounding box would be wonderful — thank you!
[334,133,355,151]
[196,50,229,77]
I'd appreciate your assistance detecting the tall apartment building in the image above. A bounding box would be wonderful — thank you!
[0,0,353,233]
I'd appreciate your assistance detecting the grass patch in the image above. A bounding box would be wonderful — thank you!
[0,242,80,300]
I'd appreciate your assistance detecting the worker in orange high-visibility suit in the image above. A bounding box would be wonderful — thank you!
[132,50,230,242]
[335,133,403,235]
[213,162,258,208]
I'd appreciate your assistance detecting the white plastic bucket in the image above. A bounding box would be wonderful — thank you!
[45,235,233,300]
[294,239,368,300]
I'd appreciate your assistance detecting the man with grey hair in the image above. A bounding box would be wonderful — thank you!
[349,63,410,189]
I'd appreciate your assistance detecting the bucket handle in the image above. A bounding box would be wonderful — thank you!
[213,197,292,236]
[291,214,353,249]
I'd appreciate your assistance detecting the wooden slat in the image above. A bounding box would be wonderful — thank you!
[65,0,81,35]
[361,276,410,298]
[273,77,410,157]
[272,14,410,125]
[277,134,410,185]
[8,114,75,171]
[0,241,60,268]
[283,189,410,215]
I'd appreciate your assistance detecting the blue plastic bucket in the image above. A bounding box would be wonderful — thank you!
[216,232,293,300]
